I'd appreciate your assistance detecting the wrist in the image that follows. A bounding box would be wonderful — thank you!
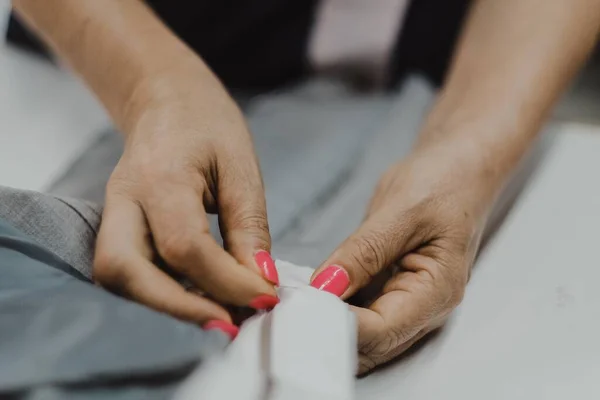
[415,100,537,192]
[121,59,233,138]
[410,127,522,215]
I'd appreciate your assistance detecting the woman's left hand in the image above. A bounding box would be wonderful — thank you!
[310,138,501,374]
[309,0,600,373]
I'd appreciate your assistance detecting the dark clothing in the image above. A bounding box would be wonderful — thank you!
[7,0,470,90]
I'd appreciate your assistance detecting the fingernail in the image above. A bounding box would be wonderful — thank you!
[203,320,239,340]
[254,250,279,285]
[248,294,280,310]
[310,265,350,297]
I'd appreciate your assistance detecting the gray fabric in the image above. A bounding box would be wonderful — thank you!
[244,81,393,239]
[0,218,228,399]
[273,77,434,264]
[0,187,100,279]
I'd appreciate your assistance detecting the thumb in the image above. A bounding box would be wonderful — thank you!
[311,213,416,299]
[218,160,278,286]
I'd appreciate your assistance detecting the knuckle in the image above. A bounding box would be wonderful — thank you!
[93,251,131,289]
[369,333,398,360]
[444,227,474,256]
[388,325,417,349]
[435,266,467,310]
[223,211,270,249]
[360,326,412,362]
[116,153,200,192]
[158,232,199,267]
[421,244,470,313]
[365,326,424,370]
[106,173,136,198]
[358,354,378,375]
[230,211,269,234]
[358,334,382,356]
[350,233,387,279]
[359,329,409,370]
[448,283,466,308]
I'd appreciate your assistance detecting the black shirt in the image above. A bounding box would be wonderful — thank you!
[7,0,471,91]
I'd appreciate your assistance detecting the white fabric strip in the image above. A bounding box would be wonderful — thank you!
[269,286,356,400]
[309,0,411,85]
[176,261,356,400]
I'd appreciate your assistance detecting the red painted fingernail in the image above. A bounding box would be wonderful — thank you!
[254,250,279,285]
[248,294,280,310]
[310,265,350,297]
[203,320,239,340]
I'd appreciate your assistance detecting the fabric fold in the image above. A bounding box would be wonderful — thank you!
[177,260,357,400]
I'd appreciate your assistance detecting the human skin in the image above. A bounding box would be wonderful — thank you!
[309,0,600,373]
[14,0,600,360]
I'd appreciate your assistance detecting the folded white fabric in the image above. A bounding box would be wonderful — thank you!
[176,261,357,400]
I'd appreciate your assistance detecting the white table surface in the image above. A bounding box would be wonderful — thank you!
[358,122,600,399]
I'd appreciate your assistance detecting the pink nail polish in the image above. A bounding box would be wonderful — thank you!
[203,320,239,340]
[254,250,279,285]
[248,294,280,310]
[310,265,350,297]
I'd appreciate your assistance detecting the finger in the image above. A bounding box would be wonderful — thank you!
[311,211,420,299]
[352,284,430,370]
[353,254,463,370]
[142,183,278,309]
[94,194,232,326]
[114,254,233,323]
[217,152,278,285]
[357,327,430,375]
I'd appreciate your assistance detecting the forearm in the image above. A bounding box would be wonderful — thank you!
[13,0,225,134]
[418,0,600,183]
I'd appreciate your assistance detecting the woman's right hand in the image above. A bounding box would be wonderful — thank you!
[93,65,279,336]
